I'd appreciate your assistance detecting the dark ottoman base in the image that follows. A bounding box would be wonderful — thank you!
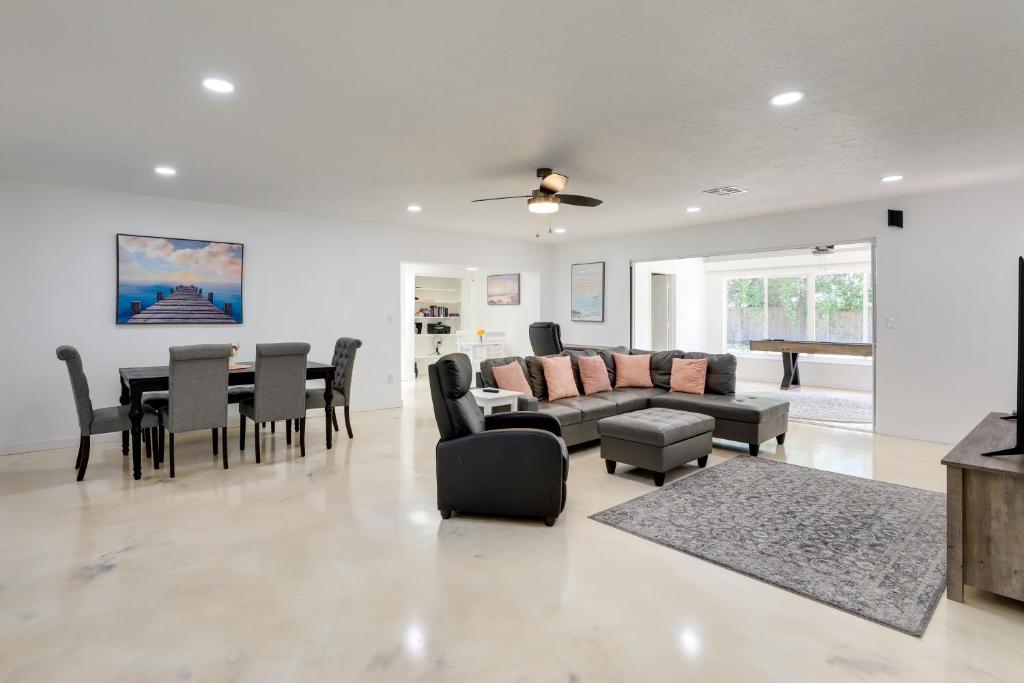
[598,408,715,486]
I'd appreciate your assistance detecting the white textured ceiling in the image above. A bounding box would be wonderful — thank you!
[2,1,1024,241]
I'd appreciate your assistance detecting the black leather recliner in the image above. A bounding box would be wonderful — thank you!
[529,321,563,356]
[429,353,568,526]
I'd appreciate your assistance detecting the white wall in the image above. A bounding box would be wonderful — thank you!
[0,180,552,454]
[544,179,1024,443]
[632,259,706,351]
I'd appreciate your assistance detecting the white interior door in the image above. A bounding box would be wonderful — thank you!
[651,273,676,351]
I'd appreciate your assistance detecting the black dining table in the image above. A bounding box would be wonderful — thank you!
[118,361,336,479]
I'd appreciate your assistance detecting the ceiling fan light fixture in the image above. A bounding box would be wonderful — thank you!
[539,172,568,194]
[528,195,559,214]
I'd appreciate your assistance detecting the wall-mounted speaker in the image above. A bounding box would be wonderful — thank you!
[888,209,904,229]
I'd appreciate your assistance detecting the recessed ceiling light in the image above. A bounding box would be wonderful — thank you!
[154,166,177,176]
[686,206,701,213]
[771,91,805,106]
[466,267,478,271]
[202,78,235,94]
[880,175,904,183]
[553,227,567,234]
[407,205,422,213]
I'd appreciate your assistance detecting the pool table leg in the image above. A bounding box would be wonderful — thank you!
[781,351,800,390]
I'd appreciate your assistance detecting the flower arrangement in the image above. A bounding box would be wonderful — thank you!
[229,342,240,358]
[476,328,485,343]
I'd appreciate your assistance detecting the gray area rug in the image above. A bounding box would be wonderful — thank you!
[750,390,872,424]
[590,457,946,636]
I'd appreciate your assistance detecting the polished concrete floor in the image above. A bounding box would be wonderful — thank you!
[1,379,1023,682]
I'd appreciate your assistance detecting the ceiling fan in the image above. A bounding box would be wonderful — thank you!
[471,168,603,214]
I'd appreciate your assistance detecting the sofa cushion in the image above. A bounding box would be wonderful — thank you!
[549,395,618,422]
[670,357,707,395]
[578,355,612,394]
[598,407,715,447]
[614,353,654,388]
[537,401,583,426]
[492,361,533,394]
[585,389,647,411]
[542,355,580,400]
[596,346,629,386]
[524,355,556,399]
[560,348,598,393]
[648,392,788,424]
[649,350,686,388]
[682,352,737,395]
[479,357,529,389]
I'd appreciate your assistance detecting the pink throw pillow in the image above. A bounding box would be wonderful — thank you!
[614,353,654,388]
[541,355,580,400]
[578,355,612,395]
[492,362,532,395]
[670,357,708,395]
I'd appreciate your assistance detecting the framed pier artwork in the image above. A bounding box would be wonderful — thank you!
[116,234,244,324]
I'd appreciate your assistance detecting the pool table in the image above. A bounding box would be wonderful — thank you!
[748,339,873,390]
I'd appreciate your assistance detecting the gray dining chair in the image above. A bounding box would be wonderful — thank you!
[239,343,311,461]
[156,344,232,478]
[304,337,362,439]
[56,345,159,481]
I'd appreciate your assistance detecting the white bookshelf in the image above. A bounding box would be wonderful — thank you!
[414,275,464,374]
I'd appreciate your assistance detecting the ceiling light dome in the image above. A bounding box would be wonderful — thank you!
[154,166,177,176]
[528,195,559,214]
[202,78,235,94]
[771,91,805,106]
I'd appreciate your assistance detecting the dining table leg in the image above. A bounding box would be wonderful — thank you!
[324,369,335,450]
[120,380,130,456]
[129,386,143,480]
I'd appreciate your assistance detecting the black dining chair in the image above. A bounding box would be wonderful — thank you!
[57,346,160,481]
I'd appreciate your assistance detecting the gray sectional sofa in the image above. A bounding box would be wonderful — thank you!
[477,347,789,455]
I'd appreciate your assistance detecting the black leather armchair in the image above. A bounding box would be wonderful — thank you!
[429,354,568,526]
[529,322,564,356]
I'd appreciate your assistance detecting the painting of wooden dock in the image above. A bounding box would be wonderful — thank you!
[117,234,243,324]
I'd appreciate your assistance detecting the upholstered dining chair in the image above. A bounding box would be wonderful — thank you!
[240,343,310,461]
[156,344,232,478]
[303,337,362,439]
[56,345,159,481]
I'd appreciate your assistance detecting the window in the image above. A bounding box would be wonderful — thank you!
[815,273,867,343]
[725,270,872,353]
[726,277,763,352]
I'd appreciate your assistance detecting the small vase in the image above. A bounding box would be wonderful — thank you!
[478,335,484,344]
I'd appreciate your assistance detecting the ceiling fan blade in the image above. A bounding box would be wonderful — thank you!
[470,195,531,203]
[556,194,603,207]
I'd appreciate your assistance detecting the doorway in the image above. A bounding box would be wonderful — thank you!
[650,273,676,351]
[631,242,876,432]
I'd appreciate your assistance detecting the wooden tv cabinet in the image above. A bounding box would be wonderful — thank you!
[943,412,1024,602]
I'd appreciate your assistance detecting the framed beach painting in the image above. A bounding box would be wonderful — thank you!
[571,261,605,322]
[116,234,244,324]
[487,273,520,305]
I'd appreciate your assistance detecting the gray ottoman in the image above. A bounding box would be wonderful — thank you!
[598,407,714,486]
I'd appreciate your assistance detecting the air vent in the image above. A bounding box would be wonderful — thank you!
[812,245,835,256]
[702,185,748,196]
